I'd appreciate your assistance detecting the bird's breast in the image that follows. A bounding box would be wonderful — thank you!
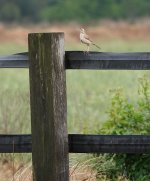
[80,33,84,40]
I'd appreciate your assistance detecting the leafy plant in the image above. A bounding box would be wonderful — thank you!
[94,76,150,181]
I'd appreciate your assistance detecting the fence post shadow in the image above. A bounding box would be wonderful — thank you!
[28,33,69,181]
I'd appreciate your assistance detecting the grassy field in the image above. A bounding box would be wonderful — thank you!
[0,40,150,180]
[0,41,150,134]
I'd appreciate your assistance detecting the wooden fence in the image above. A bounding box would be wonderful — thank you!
[0,33,150,181]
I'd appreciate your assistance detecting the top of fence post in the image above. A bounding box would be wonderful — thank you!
[28,33,69,181]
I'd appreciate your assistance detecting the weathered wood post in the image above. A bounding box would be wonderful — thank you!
[28,33,69,181]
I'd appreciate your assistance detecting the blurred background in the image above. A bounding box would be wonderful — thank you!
[0,0,150,180]
[0,0,150,23]
[0,0,150,48]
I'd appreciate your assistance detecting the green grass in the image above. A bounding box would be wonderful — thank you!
[67,40,150,52]
[0,41,150,135]
[0,43,27,55]
[67,40,150,133]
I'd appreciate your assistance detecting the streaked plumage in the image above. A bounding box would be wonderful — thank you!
[80,28,101,52]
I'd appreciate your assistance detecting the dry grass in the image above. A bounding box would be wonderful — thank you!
[0,160,25,181]
[70,162,97,181]
[0,160,97,181]
[0,19,150,45]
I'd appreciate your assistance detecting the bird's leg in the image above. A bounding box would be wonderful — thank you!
[83,45,90,54]
[83,45,87,54]
[87,45,90,53]
[85,45,90,54]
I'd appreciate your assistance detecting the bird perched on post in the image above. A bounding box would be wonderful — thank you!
[80,28,101,53]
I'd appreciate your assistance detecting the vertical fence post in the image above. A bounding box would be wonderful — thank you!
[28,33,69,181]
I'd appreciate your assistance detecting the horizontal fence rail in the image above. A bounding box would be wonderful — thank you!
[0,53,28,68]
[1,134,150,154]
[69,135,150,153]
[0,51,150,69]
[0,135,31,153]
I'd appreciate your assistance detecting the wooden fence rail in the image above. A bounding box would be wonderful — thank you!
[0,51,150,69]
[1,134,150,154]
[0,32,150,181]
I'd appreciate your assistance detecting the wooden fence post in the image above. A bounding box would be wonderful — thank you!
[28,33,69,181]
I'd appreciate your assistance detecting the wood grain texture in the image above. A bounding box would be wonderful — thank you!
[28,33,69,181]
[1,51,150,69]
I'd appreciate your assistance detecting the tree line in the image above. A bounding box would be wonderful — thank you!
[0,0,150,23]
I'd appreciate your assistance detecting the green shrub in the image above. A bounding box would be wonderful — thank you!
[94,76,150,181]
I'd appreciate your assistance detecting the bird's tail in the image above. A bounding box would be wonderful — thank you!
[92,43,101,50]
